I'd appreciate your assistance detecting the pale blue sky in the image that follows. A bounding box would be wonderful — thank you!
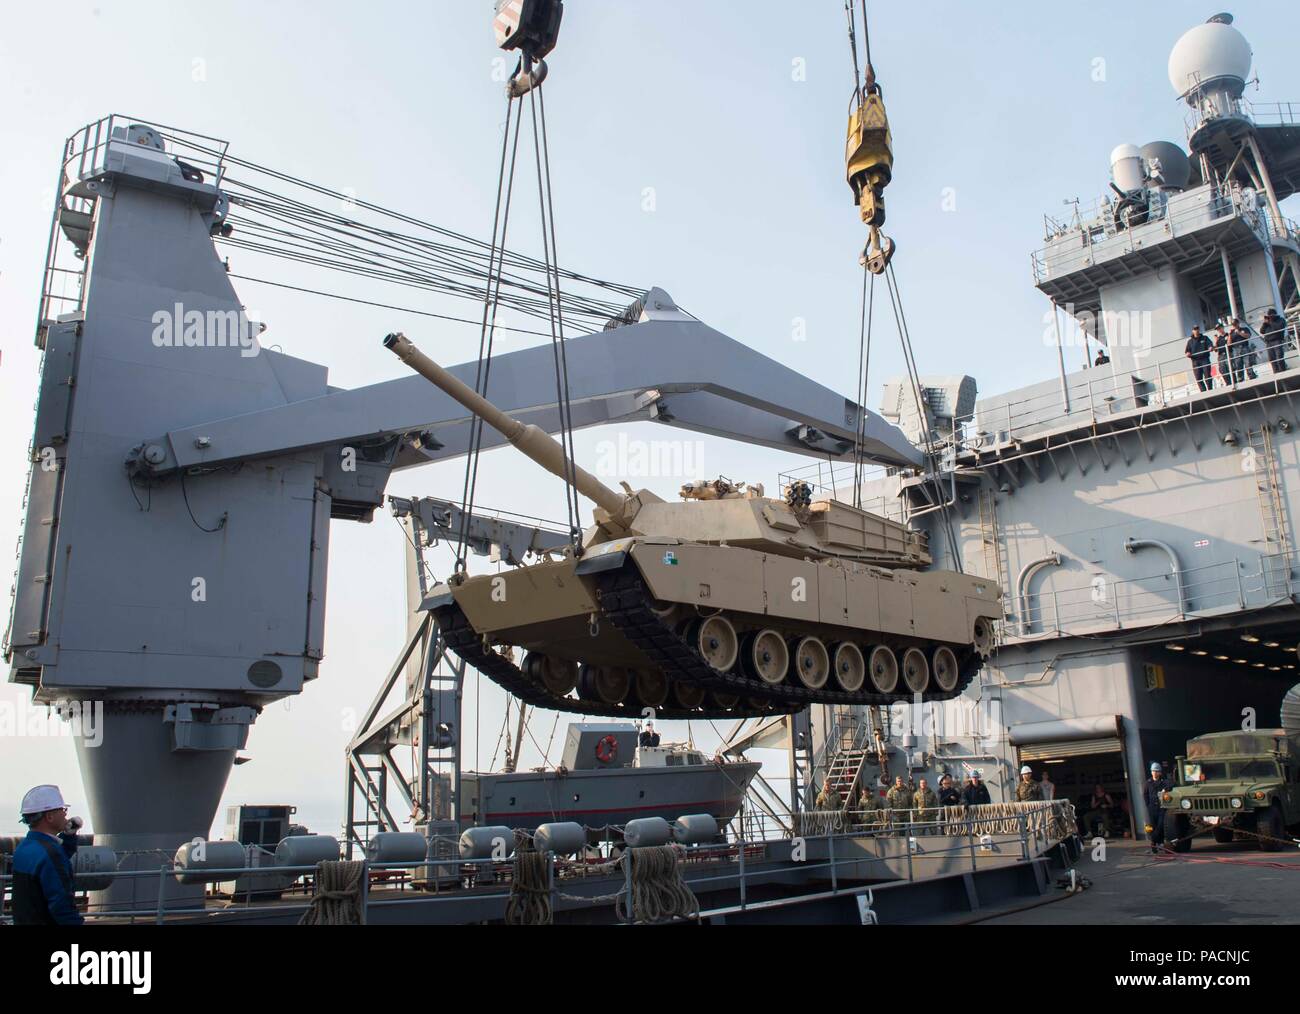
[2,2,1297,835]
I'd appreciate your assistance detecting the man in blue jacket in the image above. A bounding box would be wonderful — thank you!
[11,784,84,925]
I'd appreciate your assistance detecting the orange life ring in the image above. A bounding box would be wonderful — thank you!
[595,734,618,764]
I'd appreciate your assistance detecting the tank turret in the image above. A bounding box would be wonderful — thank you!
[385,332,929,567]
[386,333,1001,721]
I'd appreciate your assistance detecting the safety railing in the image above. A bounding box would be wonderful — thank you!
[1,800,1078,925]
[776,460,907,523]
[1011,553,1294,641]
[956,321,1300,449]
[62,114,230,193]
[1033,182,1262,283]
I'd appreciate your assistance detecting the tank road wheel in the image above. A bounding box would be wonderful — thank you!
[901,647,930,694]
[867,645,899,694]
[673,680,706,710]
[972,617,995,657]
[742,629,789,686]
[831,643,866,693]
[931,646,960,693]
[631,668,669,709]
[695,616,739,672]
[537,655,578,696]
[578,664,630,705]
[710,691,741,710]
[791,636,831,691]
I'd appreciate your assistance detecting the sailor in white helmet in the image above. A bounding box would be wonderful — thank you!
[1015,764,1043,802]
[11,784,84,925]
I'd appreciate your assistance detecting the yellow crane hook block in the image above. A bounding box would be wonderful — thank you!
[845,90,893,228]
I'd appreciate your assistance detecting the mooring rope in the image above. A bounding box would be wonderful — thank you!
[298,860,366,926]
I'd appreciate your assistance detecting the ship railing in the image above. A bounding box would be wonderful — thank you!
[1010,554,1293,641]
[777,461,904,520]
[61,114,230,194]
[1,804,1076,925]
[952,319,1300,450]
[1033,181,1258,282]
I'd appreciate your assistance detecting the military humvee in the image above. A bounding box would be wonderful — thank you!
[1162,729,1300,852]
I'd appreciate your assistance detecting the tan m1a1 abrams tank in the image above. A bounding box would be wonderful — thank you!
[385,333,1001,721]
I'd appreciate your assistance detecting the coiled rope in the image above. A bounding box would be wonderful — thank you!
[614,846,699,924]
[298,860,366,926]
[505,831,553,926]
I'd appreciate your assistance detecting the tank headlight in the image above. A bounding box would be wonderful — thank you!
[1233,797,1245,808]
[1181,798,1192,810]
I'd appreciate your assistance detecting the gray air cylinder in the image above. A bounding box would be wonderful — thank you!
[534,821,586,855]
[624,817,672,848]
[72,846,119,891]
[173,840,247,884]
[672,814,718,845]
[365,832,428,864]
[274,834,340,869]
[459,826,515,860]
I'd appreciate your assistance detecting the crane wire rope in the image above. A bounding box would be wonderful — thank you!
[884,262,963,570]
[453,93,526,576]
[529,80,583,547]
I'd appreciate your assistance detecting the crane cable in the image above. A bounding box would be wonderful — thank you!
[844,3,961,571]
[852,264,875,507]
[453,92,526,577]
[529,77,583,549]
[884,263,963,571]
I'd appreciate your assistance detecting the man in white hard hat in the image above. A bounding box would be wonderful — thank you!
[1015,765,1043,802]
[12,784,84,925]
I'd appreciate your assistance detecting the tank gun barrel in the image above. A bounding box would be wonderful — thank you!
[383,332,627,518]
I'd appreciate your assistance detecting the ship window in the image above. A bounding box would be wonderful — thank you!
[688,755,702,765]
[666,755,682,767]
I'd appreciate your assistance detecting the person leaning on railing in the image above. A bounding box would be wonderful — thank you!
[885,775,912,832]
[1185,326,1214,392]
[1230,319,1259,381]
[961,770,991,807]
[1213,324,1235,386]
[912,779,939,834]
[856,785,887,831]
[1261,308,1289,374]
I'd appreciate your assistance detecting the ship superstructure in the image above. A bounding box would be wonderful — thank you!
[811,13,1300,838]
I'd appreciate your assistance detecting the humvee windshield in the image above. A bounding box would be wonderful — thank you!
[1186,734,1292,758]
[1182,759,1280,782]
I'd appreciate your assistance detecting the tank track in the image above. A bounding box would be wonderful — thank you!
[432,599,787,720]
[595,565,985,708]
[432,563,986,717]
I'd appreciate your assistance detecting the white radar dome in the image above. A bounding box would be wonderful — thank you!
[1110,144,1145,193]
[1168,16,1252,99]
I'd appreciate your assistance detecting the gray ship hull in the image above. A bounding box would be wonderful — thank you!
[462,760,761,832]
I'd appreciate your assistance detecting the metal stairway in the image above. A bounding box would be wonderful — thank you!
[820,708,872,809]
